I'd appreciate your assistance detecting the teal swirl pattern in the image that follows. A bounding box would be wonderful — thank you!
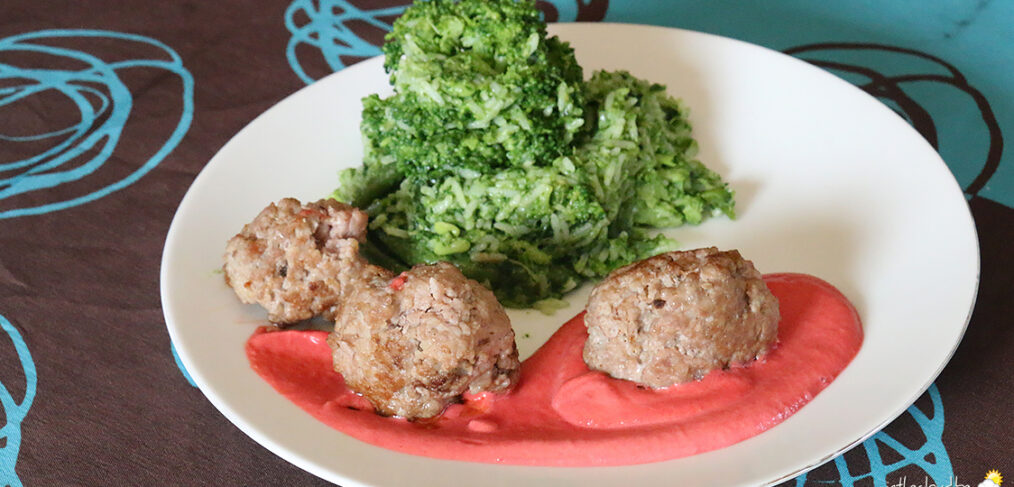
[792,385,952,486]
[285,0,406,84]
[0,315,37,487]
[284,0,601,83]
[0,29,194,219]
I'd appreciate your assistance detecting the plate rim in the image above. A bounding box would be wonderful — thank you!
[161,22,981,487]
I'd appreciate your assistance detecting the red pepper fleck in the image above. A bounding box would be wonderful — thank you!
[390,272,409,291]
[298,208,325,218]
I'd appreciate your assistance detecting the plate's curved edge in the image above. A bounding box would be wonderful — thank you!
[766,267,979,486]
[159,22,984,487]
[159,53,385,384]
[554,22,984,484]
[158,57,391,487]
[774,217,979,484]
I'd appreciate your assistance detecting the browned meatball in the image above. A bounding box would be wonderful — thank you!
[223,198,377,324]
[328,262,520,419]
[583,247,779,388]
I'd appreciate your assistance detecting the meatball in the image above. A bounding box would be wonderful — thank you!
[328,262,520,419]
[223,198,376,324]
[583,247,779,388]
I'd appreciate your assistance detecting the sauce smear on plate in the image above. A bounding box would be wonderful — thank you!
[246,273,862,466]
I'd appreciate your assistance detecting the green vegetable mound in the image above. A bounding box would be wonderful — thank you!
[333,0,735,307]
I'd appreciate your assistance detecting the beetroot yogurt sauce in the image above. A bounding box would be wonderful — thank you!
[246,273,863,466]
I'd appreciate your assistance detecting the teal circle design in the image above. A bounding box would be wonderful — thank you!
[0,29,194,219]
[284,0,600,84]
[0,314,37,487]
[285,0,405,84]
[790,385,953,486]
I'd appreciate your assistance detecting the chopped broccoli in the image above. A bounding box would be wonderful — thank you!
[363,167,609,306]
[362,0,585,178]
[330,156,401,209]
[578,70,735,229]
[332,0,735,307]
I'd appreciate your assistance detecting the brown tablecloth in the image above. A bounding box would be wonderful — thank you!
[1,1,1010,485]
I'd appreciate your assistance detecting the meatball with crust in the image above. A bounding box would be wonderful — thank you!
[583,247,779,388]
[329,262,520,419]
[223,198,377,324]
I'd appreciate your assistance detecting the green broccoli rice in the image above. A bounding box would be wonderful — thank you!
[332,0,735,307]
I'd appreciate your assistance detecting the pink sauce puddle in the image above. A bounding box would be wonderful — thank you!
[246,273,863,466]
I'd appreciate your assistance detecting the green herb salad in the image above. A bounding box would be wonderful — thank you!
[332,0,735,308]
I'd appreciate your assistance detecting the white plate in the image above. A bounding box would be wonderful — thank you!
[161,23,978,487]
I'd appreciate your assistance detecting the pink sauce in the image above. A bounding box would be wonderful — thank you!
[246,273,863,466]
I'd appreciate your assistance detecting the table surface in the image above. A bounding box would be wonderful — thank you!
[2,1,1011,486]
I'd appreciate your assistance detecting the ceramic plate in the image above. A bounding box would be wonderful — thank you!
[161,23,979,487]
